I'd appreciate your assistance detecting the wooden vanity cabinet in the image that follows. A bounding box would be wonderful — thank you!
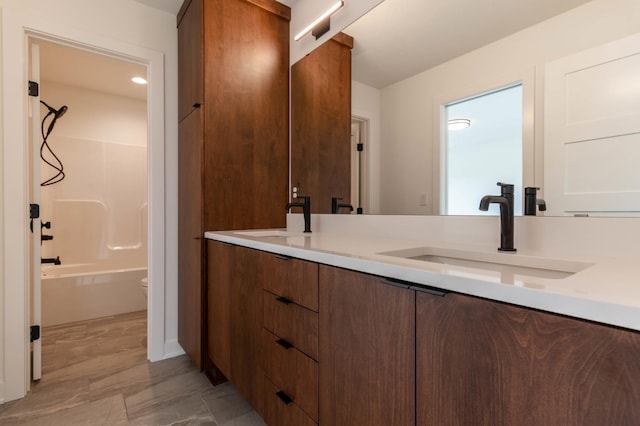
[206,241,264,414]
[416,291,640,426]
[319,265,416,426]
[177,0,290,370]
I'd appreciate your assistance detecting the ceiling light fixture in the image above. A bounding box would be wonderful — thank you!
[294,1,344,41]
[131,76,147,85]
[448,118,471,131]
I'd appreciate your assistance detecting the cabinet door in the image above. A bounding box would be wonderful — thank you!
[417,291,640,426]
[230,245,264,415]
[202,0,289,230]
[206,240,232,378]
[177,0,203,122]
[178,108,203,369]
[319,266,415,426]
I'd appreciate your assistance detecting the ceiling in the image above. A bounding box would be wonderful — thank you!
[37,0,592,100]
[38,40,147,101]
[344,0,593,89]
[132,0,183,15]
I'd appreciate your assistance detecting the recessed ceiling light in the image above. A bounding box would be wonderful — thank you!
[448,118,471,131]
[131,76,147,85]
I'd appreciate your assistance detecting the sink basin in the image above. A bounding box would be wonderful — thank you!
[233,230,302,238]
[378,246,592,279]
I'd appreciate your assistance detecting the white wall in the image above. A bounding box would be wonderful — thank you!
[351,80,381,214]
[0,0,178,402]
[375,0,640,214]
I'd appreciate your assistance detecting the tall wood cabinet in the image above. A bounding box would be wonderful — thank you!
[177,0,290,370]
[291,33,354,214]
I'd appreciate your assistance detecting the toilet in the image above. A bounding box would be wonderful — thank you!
[141,277,148,298]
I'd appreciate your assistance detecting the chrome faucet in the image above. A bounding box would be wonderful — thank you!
[479,182,516,252]
[286,196,311,233]
[331,197,353,214]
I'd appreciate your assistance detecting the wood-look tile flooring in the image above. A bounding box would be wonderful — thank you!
[0,311,265,425]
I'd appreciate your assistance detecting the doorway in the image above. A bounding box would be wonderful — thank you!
[29,36,150,382]
[351,117,369,214]
[2,9,168,402]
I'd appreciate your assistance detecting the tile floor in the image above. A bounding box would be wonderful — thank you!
[0,311,265,425]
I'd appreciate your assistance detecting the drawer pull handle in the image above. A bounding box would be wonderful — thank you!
[276,391,293,405]
[276,296,293,305]
[275,254,291,260]
[276,338,293,349]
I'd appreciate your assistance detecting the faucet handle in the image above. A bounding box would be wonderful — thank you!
[497,182,514,194]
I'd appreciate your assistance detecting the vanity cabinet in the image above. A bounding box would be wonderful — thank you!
[319,265,416,426]
[205,240,640,425]
[416,291,640,425]
[177,0,290,370]
[206,241,264,413]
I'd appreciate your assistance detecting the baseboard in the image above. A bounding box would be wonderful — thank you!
[163,340,186,359]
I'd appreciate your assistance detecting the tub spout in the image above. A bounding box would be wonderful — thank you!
[41,256,61,265]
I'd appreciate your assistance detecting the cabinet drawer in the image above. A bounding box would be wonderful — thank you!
[263,377,317,426]
[263,291,318,360]
[260,251,319,312]
[263,329,318,421]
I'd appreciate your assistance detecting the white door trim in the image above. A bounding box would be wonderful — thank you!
[1,8,167,402]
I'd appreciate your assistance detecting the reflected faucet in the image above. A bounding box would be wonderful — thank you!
[479,182,516,252]
[331,197,353,214]
[286,196,311,233]
[524,187,547,216]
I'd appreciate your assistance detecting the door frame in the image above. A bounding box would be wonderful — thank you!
[2,9,167,402]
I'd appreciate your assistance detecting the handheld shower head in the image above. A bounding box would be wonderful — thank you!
[56,105,68,119]
[40,100,68,119]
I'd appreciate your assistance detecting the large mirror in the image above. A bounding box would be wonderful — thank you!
[291,0,640,217]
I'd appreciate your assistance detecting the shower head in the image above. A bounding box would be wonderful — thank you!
[40,100,68,119]
[56,105,68,119]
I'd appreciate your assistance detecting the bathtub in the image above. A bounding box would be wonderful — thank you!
[41,263,147,326]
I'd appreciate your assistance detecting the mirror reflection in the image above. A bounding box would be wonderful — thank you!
[291,0,640,216]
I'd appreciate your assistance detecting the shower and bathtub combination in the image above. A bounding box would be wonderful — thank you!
[40,199,148,326]
[38,75,148,327]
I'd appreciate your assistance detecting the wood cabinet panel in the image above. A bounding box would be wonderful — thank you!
[202,0,289,231]
[291,34,353,214]
[416,291,640,426]
[177,109,203,370]
[177,0,203,122]
[206,240,231,378]
[260,251,319,312]
[230,245,264,414]
[319,266,415,426]
[263,377,317,426]
[263,290,318,361]
[263,329,318,421]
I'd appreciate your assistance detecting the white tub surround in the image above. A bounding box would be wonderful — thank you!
[205,214,640,332]
[41,265,147,326]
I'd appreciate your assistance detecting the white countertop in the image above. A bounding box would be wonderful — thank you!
[205,229,640,332]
